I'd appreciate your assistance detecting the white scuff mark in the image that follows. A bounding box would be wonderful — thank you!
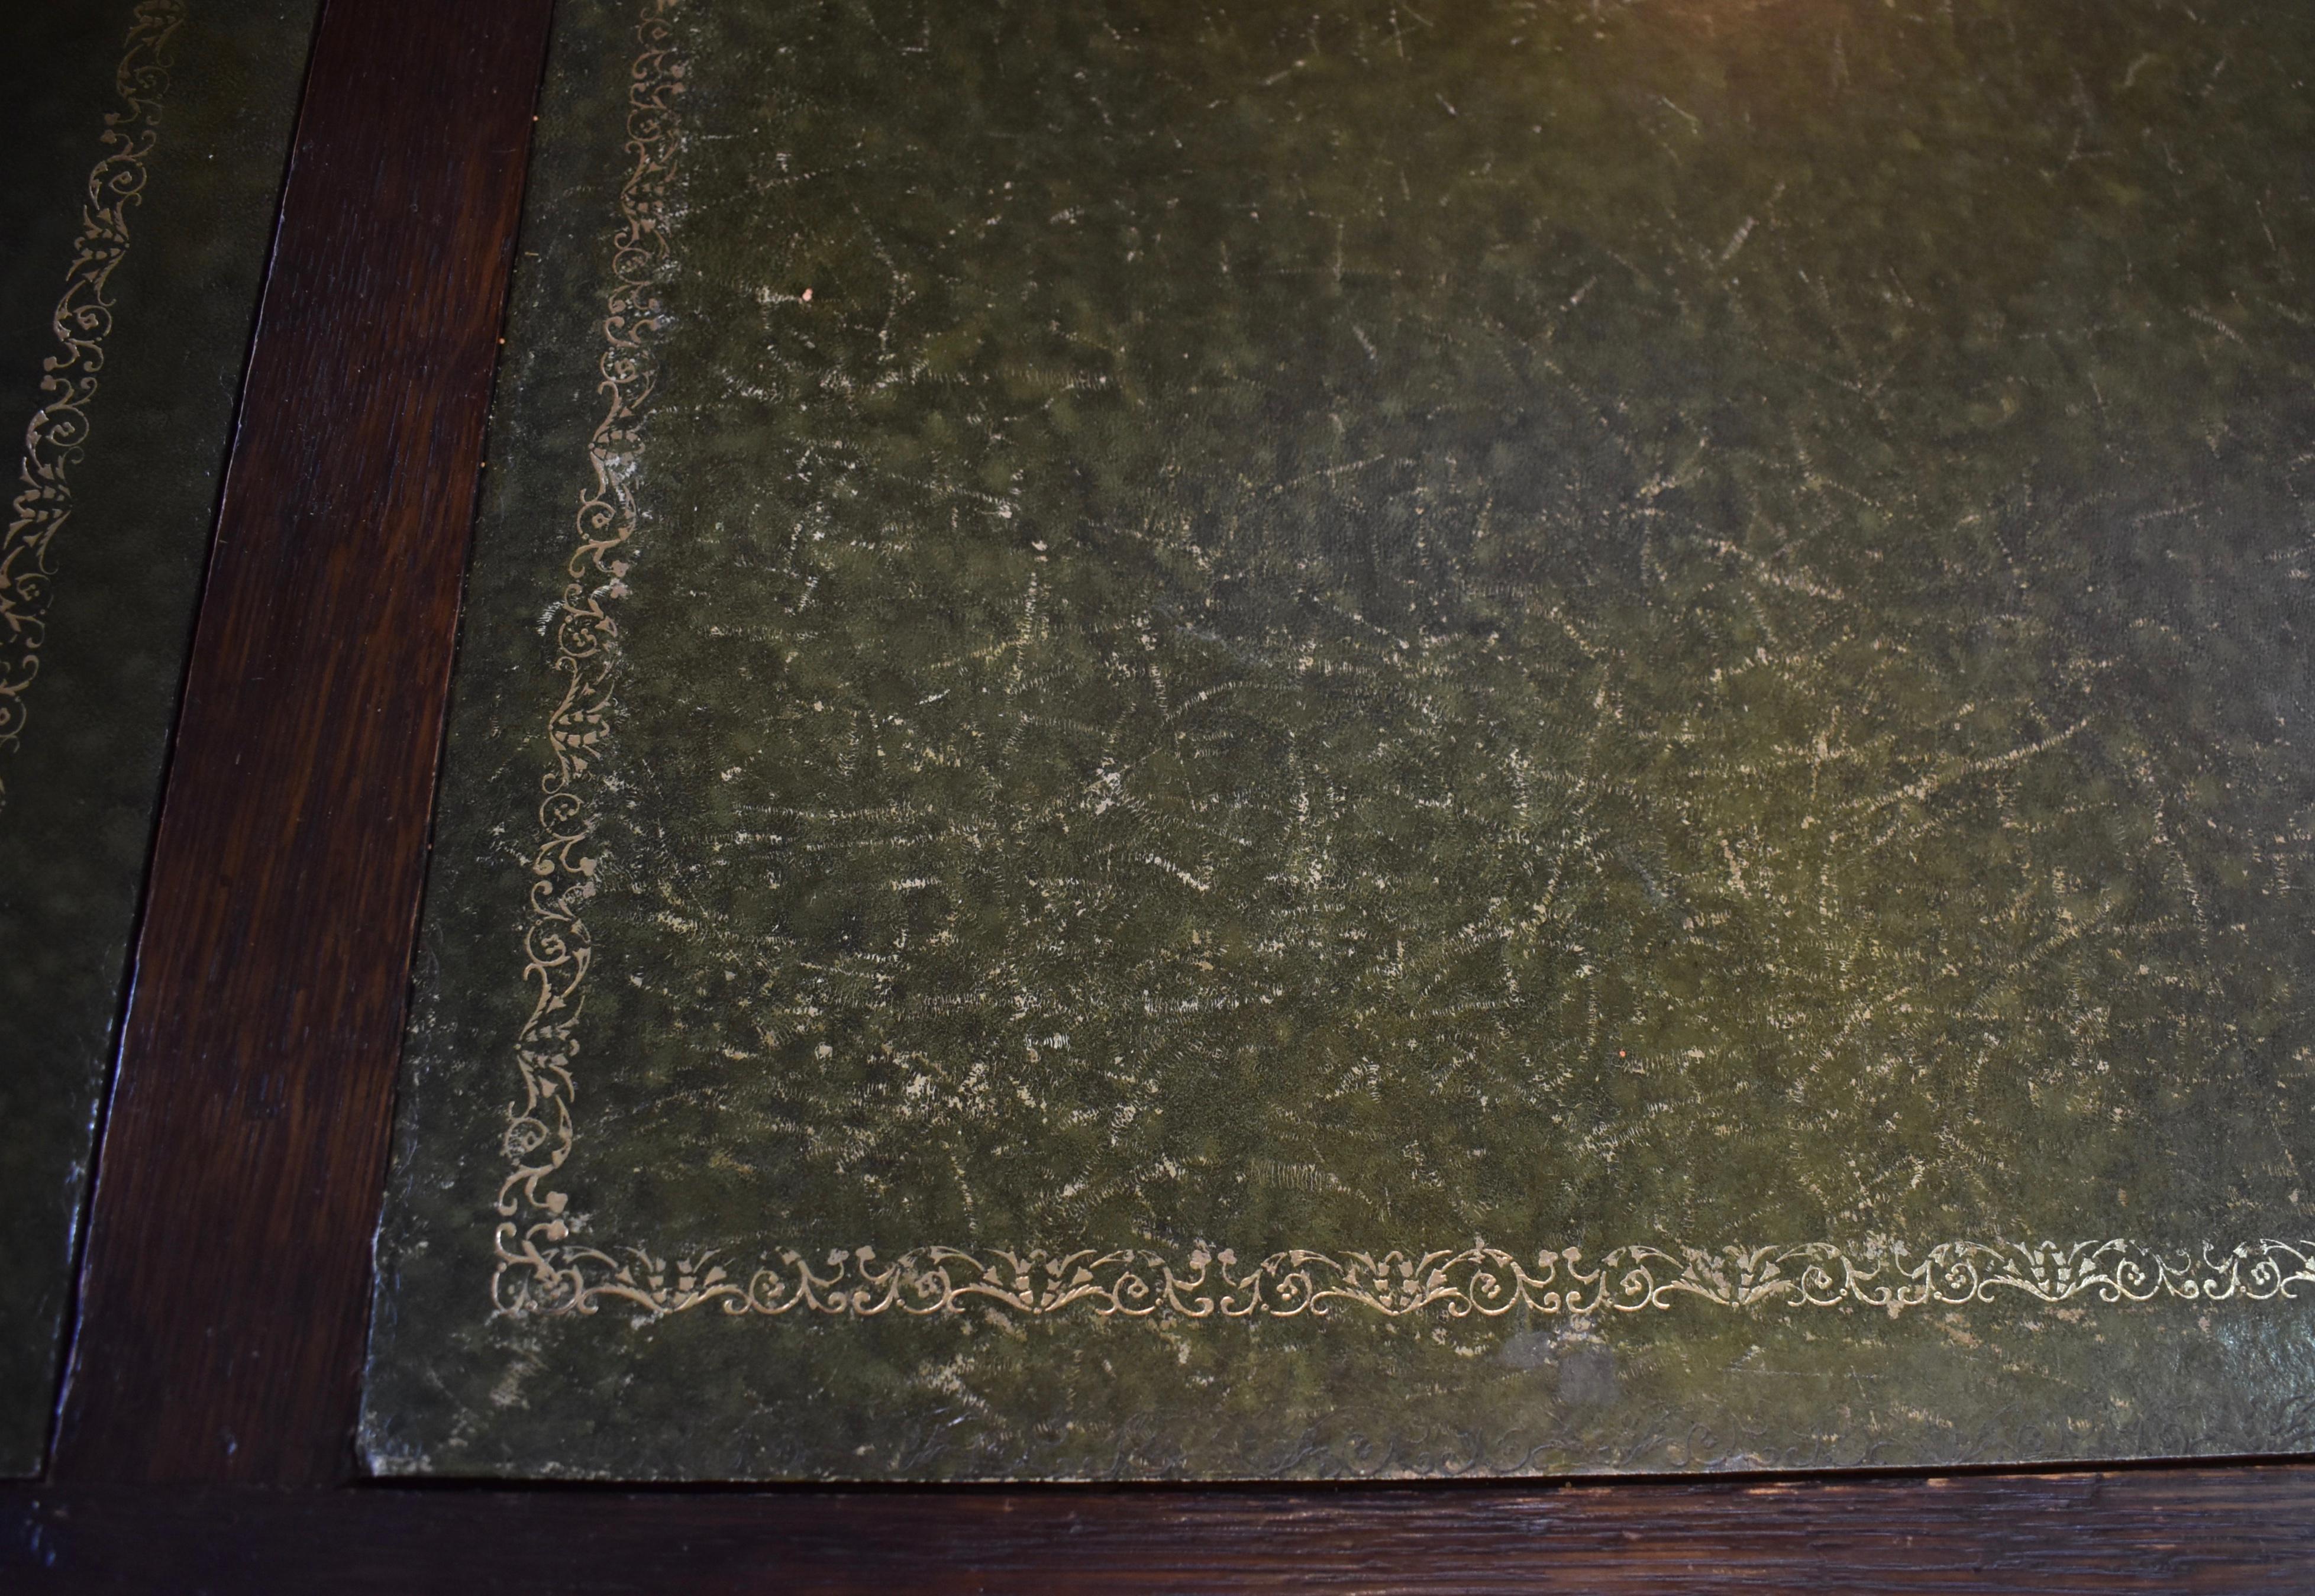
[2187,305,2248,347]
[1656,94,1701,134]
[1140,853,1212,893]
[1853,719,2091,819]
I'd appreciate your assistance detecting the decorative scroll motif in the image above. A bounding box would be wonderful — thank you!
[498,0,686,1254]
[492,1238,2315,1322]
[0,0,188,796]
[488,0,2315,1334]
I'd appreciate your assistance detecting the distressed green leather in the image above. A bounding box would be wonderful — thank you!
[0,0,317,1475]
[366,0,2315,1478]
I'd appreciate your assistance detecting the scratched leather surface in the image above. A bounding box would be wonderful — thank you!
[0,0,317,1475]
[365,0,2315,1479]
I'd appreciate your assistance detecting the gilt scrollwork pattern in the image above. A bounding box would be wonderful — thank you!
[0,0,188,798]
[490,1237,2315,1322]
[498,0,687,1256]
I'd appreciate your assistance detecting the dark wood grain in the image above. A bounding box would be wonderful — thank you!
[47,0,555,1485]
[5,1467,2314,1592]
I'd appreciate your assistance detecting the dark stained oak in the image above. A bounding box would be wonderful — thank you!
[7,1467,2315,1592]
[47,0,556,1485]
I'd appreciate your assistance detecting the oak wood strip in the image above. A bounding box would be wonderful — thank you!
[7,1467,2315,1592]
[48,0,555,1485]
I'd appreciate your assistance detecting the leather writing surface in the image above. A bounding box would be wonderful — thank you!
[0,0,319,1475]
[366,0,2315,1479]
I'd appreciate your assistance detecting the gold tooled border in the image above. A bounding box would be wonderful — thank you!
[488,0,2315,1326]
[0,0,188,800]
